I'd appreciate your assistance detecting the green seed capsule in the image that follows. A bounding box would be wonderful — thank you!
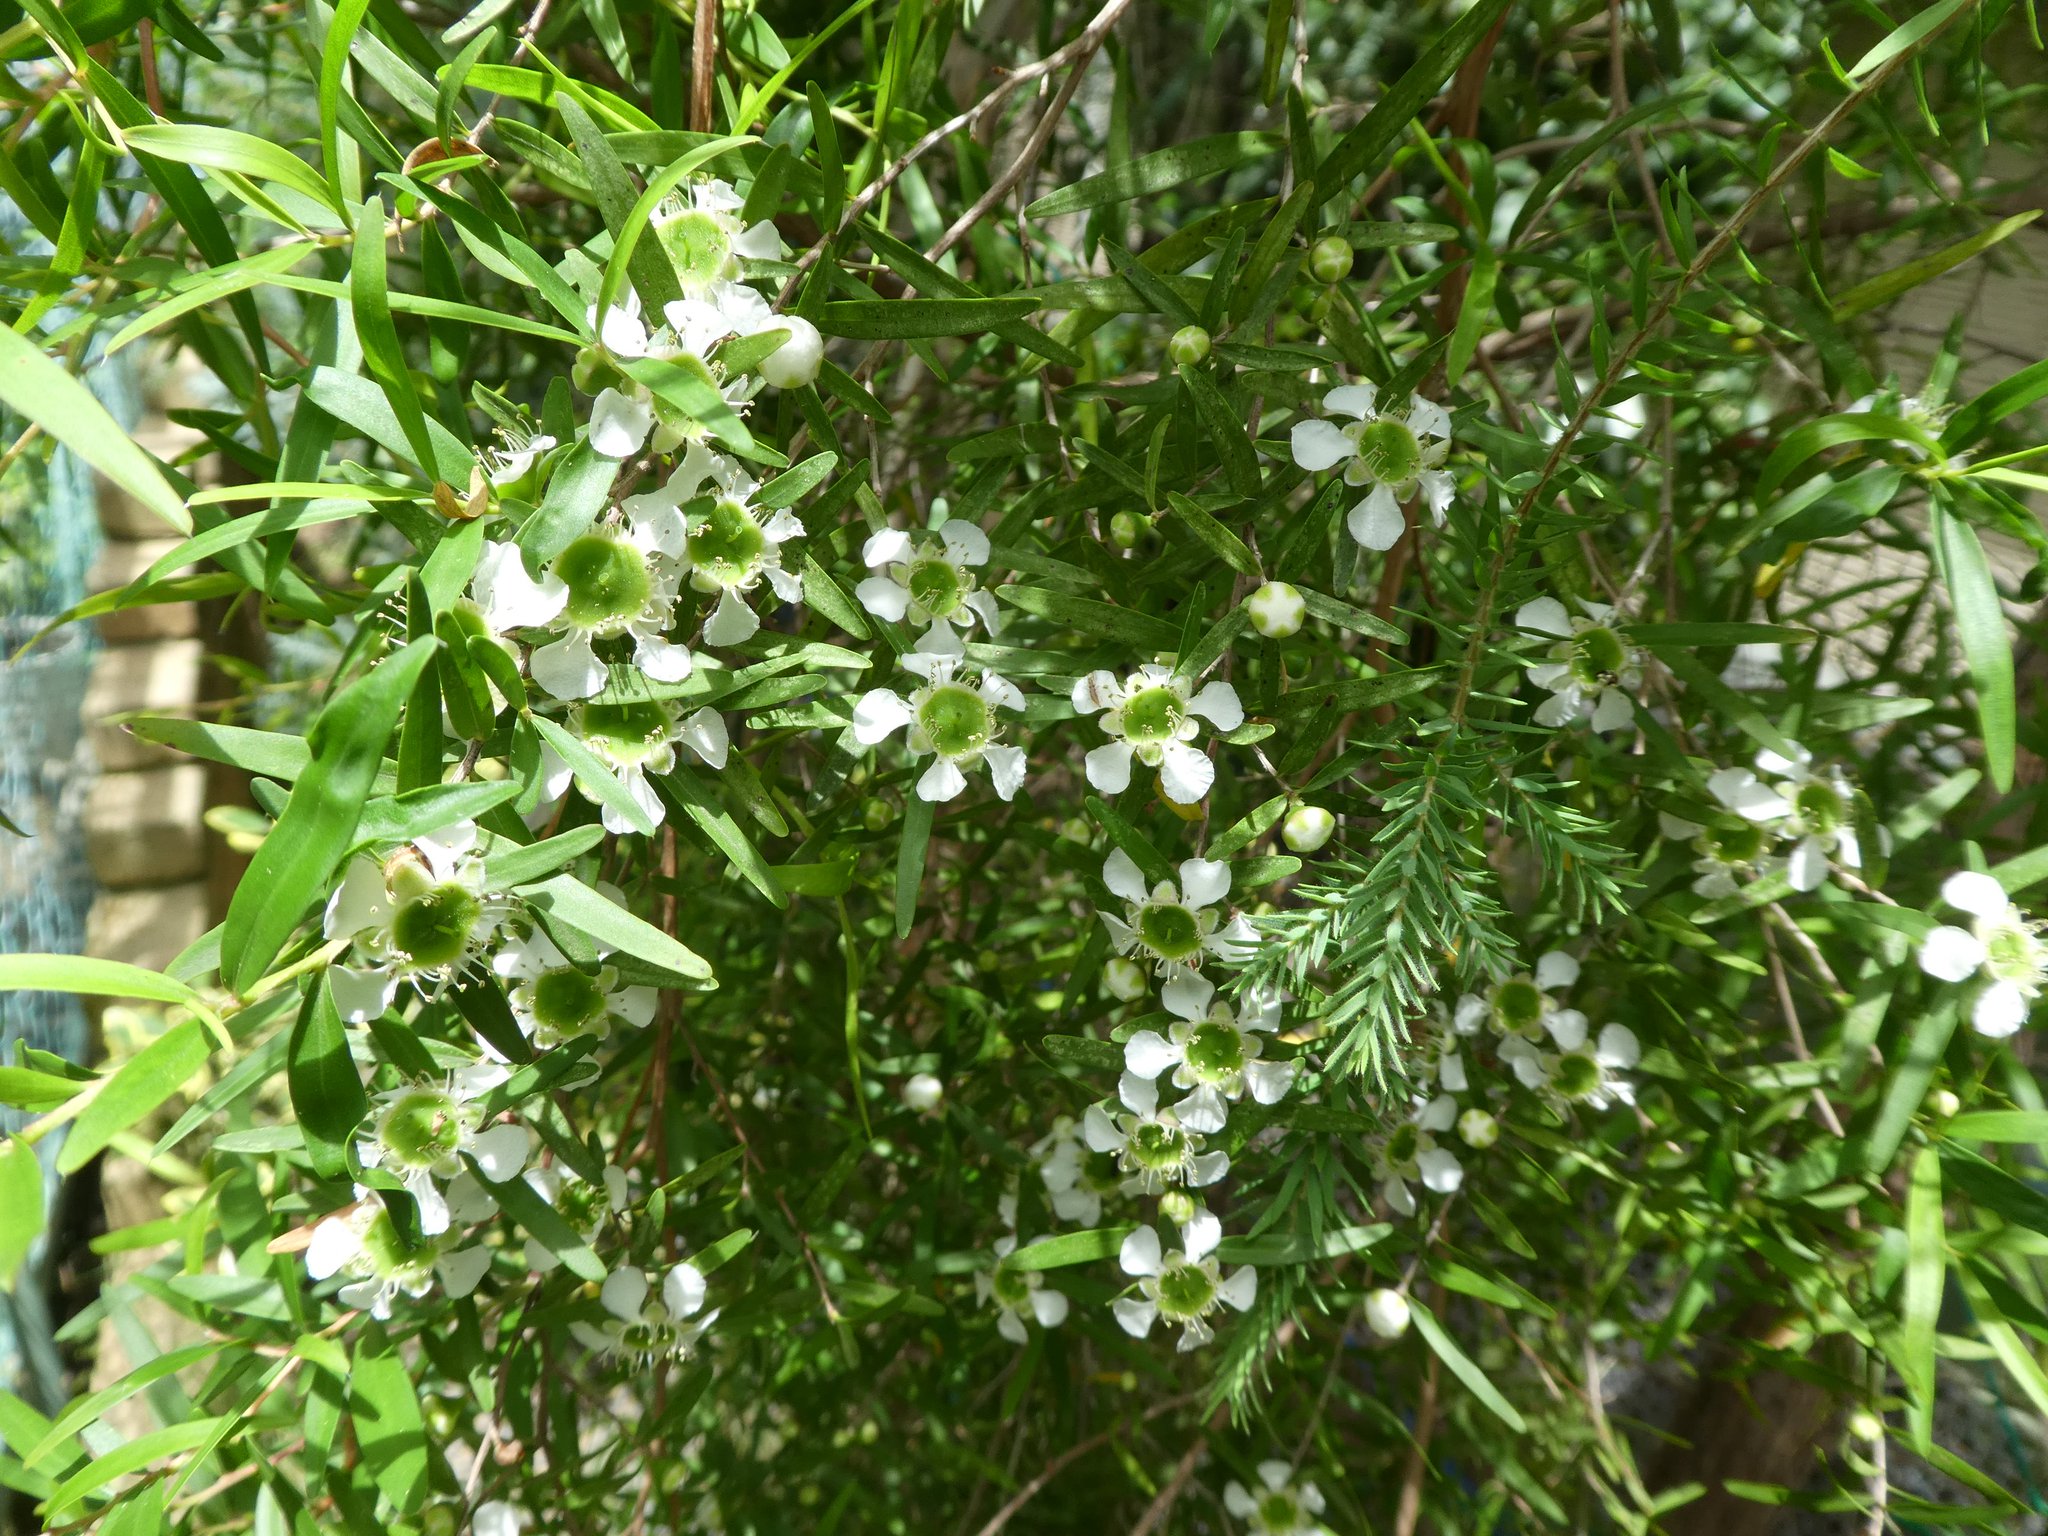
[1167,325,1211,365]
[1309,234,1354,284]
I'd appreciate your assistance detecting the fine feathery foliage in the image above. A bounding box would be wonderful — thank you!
[5,0,2048,1531]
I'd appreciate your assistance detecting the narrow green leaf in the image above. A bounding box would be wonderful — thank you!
[530,714,658,836]
[518,873,714,982]
[1846,0,1974,78]
[1929,498,2015,791]
[1023,132,1282,219]
[895,794,936,940]
[1409,1300,1528,1431]
[1833,210,2040,319]
[0,954,217,1025]
[0,1137,41,1292]
[60,1019,212,1174]
[289,977,367,1180]
[1165,491,1260,577]
[818,298,1040,339]
[1001,1225,1137,1271]
[1901,1145,1943,1435]
[121,123,345,217]
[659,763,787,906]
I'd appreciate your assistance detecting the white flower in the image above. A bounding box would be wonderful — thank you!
[1659,808,1774,901]
[492,926,656,1047]
[570,1262,716,1362]
[975,1234,1070,1344]
[852,628,1028,802]
[1111,1213,1256,1351]
[1749,743,1869,893]
[1082,1070,1230,1193]
[620,442,807,647]
[323,822,515,1023]
[538,697,728,835]
[305,1193,491,1319]
[1030,1116,1112,1225]
[1374,1094,1464,1217]
[902,1072,945,1112]
[1499,1022,1640,1109]
[517,1160,631,1274]
[473,1502,529,1536]
[1919,870,2046,1037]
[650,177,786,297]
[1070,664,1243,803]
[1122,970,1296,1125]
[1224,1460,1330,1535]
[662,281,780,360]
[758,313,824,389]
[1363,1288,1411,1340]
[1098,849,1257,985]
[1516,595,1643,733]
[483,427,556,490]
[357,1061,529,1236]
[1453,950,1585,1046]
[855,518,1000,636]
[1289,383,1453,552]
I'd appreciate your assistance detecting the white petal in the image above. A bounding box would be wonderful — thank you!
[1347,485,1404,551]
[329,964,398,1025]
[1291,417,1353,472]
[589,388,653,458]
[1919,925,1988,983]
[852,688,915,746]
[855,575,911,622]
[530,633,608,700]
[1973,980,2029,1037]
[1177,858,1232,910]
[1407,395,1452,439]
[663,1262,707,1318]
[436,1245,491,1299]
[1082,1103,1124,1153]
[1786,836,1828,892]
[1659,812,1704,839]
[733,218,785,259]
[1437,1049,1468,1093]
[633,635,695,684]
[1245,1059,1297,1104]
[1535,952,1579,992]
[1178,1085,1229,1134]
[984,744,1027,801]
[1118,1071,1159,1116]
[1119,1225,1164,1278]
[474,542,568,632]
[1383,1176,1417,1216]
[1943,871,2011,920]
[1160,968,1216,1020]
[703,587,761,647]
[1085,741,1134,794]
[1189,1149,1231,1186]
[1515,596,1574,638]
[1590,686,1635,733]
[1417,1093,1458,1132]
[1596,1023,1640,1068]
[677,706,728,769]
[995,1307,1028,1345]
[1546,1008,1588,1051]
[1186,681,1244,731]
[597,300,648,357]
[1225,1483,1260,1519]
[469,1123,530,1182]
[1070,669,1122,714]
[474,1502,527,1536]
[1103,847,1150,905]
[1112,1297,1159,1338]
[1216,1266,1258,1311]
[305,1217,358,1281]
[1123,1030,1180,1080]
[600,1265,650,1323]
[938,522,990,571]
[1181,1208,1222,1263]
[1418,1146,1464,1194]
[1157,741,1214,805]
[323,858,390,942]
[916,757,968,802]
[862,528,913,568]
[1533,692,1579,728]
[1205,914,1259,967]
[411,1178,450,1237]
[1029,1289,1068,1328]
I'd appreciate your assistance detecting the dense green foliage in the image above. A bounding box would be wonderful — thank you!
[6,0,2048,1531]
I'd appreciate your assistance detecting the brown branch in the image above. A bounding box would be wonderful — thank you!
[689,0,718,135]
[970,1393,1201,1536]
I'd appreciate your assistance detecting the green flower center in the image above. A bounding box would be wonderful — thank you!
[1984,921,2046,987]
[390,882,484,969]
[1705,823,1767,864]
[531,966,609,1036]
[906,557,964,617]
[917,684,991,759]
[1119,686,1184,744]
[1385,1123,1420,1167]
[1128,1120,1189,1171]
[554,534,652,634]
[1137,903,1203,961]
[658,207,733,292]
[690,497,767,588]
[616,1316,690,1359]
[1154,1259,1215,1320]
[578,700,675,768]
[1553,1051,1602,1101]
[1569,625,1629,686]
[1181,1020,1245,1083]
[1491,977,1544,1032]
[356,1210,418,1277]
[1260,1492,1303,1530]
[990,1267,1033,1309]
[378,1089,465,1169]
[1353,417,1422,485]
[1794,780,1844,833]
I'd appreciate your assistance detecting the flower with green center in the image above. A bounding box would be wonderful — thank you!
[1082,1070,1230,1193]
[1290,382,1454,551]
[1099,848,1257,988]
[1919,870,2048,1037]
[305,1191,492,1320]
[974,1234,1070,1344]
[1112,1212,1256,1351]
[1517,594,1643,733]
[537,697,729,835]
[1374,1094,1464,1217]
[1122,970,1296,1127]
[1659,808,1774,900]
[482,425,557,497]
[624,442,806,647]
[855,518,1002,636]
[852,627,1028,803]
[651,177,786,297]
[356,1062,530,1236]
[517,1161,632,1275]
[584,283,777,457]
[1225,1461,1331,1536]
[1500,1022,1640,1110]
[1029,1115,1118,1226]
[1070,663,1244,804]
[323,821,515,1023]
[569,1263,716,1363]
[494,924,657,1048]
[1751,743,1873,892]
[1453,950,1584,1045]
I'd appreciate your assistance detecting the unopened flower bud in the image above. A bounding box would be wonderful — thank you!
[1928,1087,1960,1119]
[1103,957,1147,1002]
[1247,580,1306,639]
[1309,235,1353,285]
[1847,1408,1884,1442]
[1457,1108,1499,1149]
[1282,805,1335,853]
[1108,510,1145,550]
[902,1073,944,1112]
[571,347,606,393]
[1168,325,1211,365]
[1364,1288,1411,1338]
[1159,1190,1196,1225]
[760,314,824,388]
[861,797,894,831]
